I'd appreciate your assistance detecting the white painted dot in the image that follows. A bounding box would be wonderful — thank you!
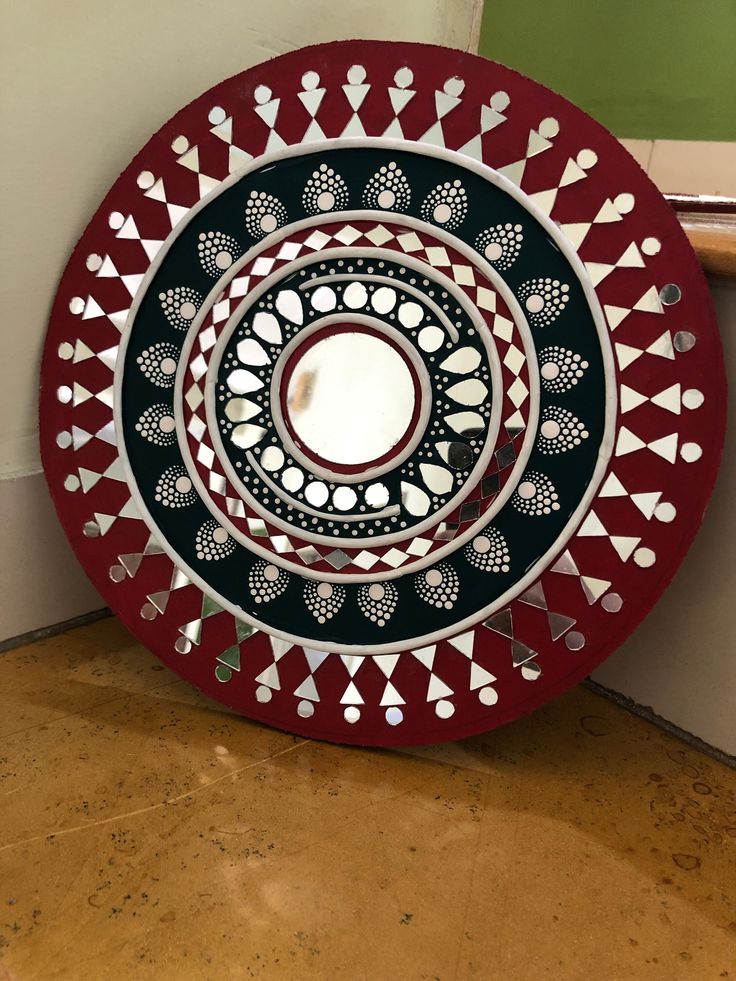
[473,536,491,554]
[208,105,226,125]
[297,700,315,718]
[58,342,74,360]
[654,502,677,523]
[108,211,125,230]
[212,527,229,544]
[175,475,192,494]
[634,547,656,568]
[394,67,413,88]
[433,203,452,224]
[484,242,503,261]
[264,564,279,582]
[443,75,464,97]
[316,190,335,211]
[344,706,361,724]
[425,569,443,587]
[435,699,455,719]
[86,253,102,272]
[538,117,559,138]
[255,685,272,703]
[682,388,704,410]
[525,294,544,314]
[577,148,597,169]
[64,474,80,492]
[347,64,367,85]
[680,442,702,463]
[490,90,509,112]
[179,301,197,320]
[642,237,661,256]
[69,296,85,315]
[377,189,396,209]
[171,135,189,154]
[137,170,155,189]
[254,85,271,105]
[57,386,72,404]
[56,431,72,449]
[541,419,561,439]
[301,71,320,90]
[159,415,175,433]
[541,362,559,380]
[368,583,385,600]
[478,686,498,706]
[215,250,233,270]
[259,212,278,234]
[160,357,177,375]
[317,582,333,599]
[517,480,536,500]
[615,192,635,215]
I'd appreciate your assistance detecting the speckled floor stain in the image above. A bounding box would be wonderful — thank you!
[0,619,734,980]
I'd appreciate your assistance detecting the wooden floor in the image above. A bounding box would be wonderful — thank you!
[0,618,734,980]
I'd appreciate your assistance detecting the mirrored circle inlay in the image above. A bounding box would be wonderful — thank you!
[284,330,417,467]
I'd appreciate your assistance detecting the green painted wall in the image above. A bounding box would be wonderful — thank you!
[479,0,736,140]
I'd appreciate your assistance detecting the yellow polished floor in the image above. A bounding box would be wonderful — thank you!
[0,619,734,980]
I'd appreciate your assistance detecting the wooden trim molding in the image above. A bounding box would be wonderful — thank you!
[664,194,736,279]
[679,214,736,279]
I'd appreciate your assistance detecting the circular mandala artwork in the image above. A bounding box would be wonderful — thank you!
[40,41,726,745]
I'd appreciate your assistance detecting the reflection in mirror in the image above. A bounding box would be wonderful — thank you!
[437,441,473,470]
[282,466,304,492]
[285,332,416,466]
[232,424,267,449]
[225,398,260,422]
[401,481,431,516]
[419,462,454,494]
[365,482,389,508]
[261,446,284,470]
[305,481,329,506]
[445,411,485,437]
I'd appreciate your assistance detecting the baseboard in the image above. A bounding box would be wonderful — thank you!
[584,679,736,771]
[0,607,111,655]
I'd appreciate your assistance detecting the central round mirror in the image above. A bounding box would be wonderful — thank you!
[284,330,417,467]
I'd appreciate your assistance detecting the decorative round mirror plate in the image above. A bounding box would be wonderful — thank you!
[40,41,726,745]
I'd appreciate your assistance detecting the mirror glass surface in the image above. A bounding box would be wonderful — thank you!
[285,331,416,466]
